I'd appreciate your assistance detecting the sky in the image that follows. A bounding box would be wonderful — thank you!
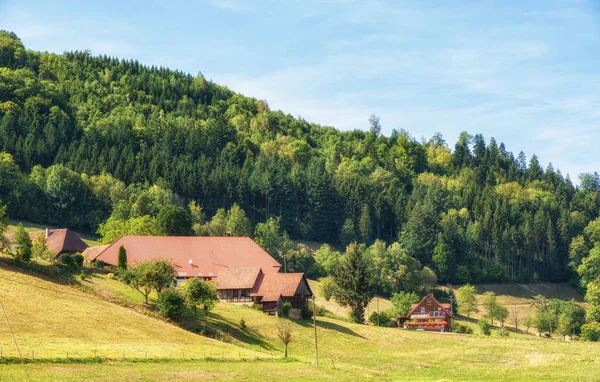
[1,0,599,179]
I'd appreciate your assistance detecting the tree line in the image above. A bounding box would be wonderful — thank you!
[2,30,600,290]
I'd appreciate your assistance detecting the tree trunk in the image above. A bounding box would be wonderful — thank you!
[284,345,288,358]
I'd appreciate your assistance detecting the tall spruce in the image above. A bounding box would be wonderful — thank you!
[332,243,376,323]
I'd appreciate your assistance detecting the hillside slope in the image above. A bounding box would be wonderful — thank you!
[0,260,247,359]
[2,262,600,381]
[2,30,599,286]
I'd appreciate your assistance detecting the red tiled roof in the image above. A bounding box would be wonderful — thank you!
[91,236,282,277]
[82,245,111,262]
[251,273,312,298]
[7,229,88,258]
[261,292,282,302]
[216,267,262,290]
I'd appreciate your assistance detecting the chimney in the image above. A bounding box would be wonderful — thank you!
[45,228,49,238]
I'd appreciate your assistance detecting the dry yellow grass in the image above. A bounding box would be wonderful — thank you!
[1,259,599,381]
[0,263,255,359]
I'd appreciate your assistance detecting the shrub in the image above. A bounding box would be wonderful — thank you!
[313,304,328,317]
[107,273,115,279]
[72,253,84,268]
[80,269,92,280]
[478,319,491,336]
[319,277,337,301]
[156,289,185,319]
[282,301,291,317]
[251,303,263,311]
[347,310,361,323]
[452,322,473,334]
[581,322,600,342]
[240,318,247,331]
[369,311,393,327]
[95,260,105,269]
[499,327,510,337]
[58,253,76,269]
[301,304,312,320]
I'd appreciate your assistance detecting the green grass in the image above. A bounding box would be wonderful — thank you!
[2,258,600,381]
[7,220,101,246]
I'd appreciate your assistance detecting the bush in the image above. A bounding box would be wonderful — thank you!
[319,277,337,302]
[301,304,312,320]
[156,289,185,319]
[95,260,105,269]
[498,327,510,337]
[347,310,361,323]
[581,322,600,342]
[58,253,76,269]
[80,269,92,280]
[452,322,473,334]
[240,317,247,331]
[251,303,263,311]
[282,301,291,317]
[72,253,84,268]
[107,273,115,279]
[478,319,491,336]
[369,311,393,327]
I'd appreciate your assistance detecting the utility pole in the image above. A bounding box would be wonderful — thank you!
[377,298,380,327]
[312,296,318,367]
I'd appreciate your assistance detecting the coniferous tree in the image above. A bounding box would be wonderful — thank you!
[332,243,376,323]
[118,245,128,270]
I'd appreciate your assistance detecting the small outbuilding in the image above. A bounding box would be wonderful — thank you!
[5,228,88,259]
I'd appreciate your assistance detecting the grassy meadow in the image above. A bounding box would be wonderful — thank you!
[1,256,599,381]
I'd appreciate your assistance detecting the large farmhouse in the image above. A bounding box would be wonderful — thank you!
[403,293,453,332]
[5,228,88,259]
[85,236,312,315]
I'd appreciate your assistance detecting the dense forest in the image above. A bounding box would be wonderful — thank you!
[2,30,600,288]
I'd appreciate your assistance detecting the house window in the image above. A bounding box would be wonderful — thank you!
[420,307,425,313]
[427,298,431,305]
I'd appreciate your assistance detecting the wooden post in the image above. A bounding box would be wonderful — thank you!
[377,298,380,327]
[312,296,318,367]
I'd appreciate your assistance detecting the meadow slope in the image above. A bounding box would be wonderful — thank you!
[1,261,599,381]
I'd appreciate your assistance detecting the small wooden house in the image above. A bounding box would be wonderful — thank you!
[403,293,453,332]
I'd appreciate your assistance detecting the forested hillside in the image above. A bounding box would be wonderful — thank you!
[2,31,600,286]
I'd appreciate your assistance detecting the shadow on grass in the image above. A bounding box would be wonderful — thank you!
[295,318,366,339]
[178,310,279,352]
[0,255,81,288]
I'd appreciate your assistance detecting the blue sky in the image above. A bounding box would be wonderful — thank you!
[1,0,599,179]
